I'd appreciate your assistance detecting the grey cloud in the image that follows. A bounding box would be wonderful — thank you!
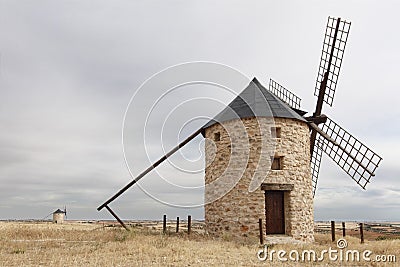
[0,1,399,221]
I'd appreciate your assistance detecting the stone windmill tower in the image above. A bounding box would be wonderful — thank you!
[52,207,66,224]
[97,17,382,243]
[202,78,313,242]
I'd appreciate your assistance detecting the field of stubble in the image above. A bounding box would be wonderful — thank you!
[0,221,398,266]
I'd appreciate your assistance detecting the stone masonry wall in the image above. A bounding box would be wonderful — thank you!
[204,117,314,242]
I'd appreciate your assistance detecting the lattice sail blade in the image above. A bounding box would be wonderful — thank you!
[311,134,323,197]
[315,17,351,106]
[318,117,383,189]
[268,79,301,110]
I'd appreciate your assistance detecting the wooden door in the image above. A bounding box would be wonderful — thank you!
[265,190,285,234]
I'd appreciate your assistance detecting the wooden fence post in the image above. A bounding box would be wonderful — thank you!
[163,214,167,234]
[331,221,335,242]
[258,218,263,245]
[188,215,191,235]
[360,223,364,244]
[176,217,179,233]
[342,222,346,237]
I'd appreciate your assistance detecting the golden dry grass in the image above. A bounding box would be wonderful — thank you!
[0,221,398,266]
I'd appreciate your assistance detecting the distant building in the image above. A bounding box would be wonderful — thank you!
[52,209,66,224]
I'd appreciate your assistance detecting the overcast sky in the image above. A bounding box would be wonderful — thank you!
[1,1,399,222]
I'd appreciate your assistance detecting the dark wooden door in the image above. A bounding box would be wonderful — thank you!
[265,190,285,234]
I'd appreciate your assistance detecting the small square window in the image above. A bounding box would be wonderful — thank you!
[214,132,221,141]
[271,157,283,170]
[271,127,281,138]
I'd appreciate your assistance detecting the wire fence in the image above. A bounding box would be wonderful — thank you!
[88,216,399,245]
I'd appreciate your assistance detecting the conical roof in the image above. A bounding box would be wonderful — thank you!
[203,77,306,129]
[53,209,65,214]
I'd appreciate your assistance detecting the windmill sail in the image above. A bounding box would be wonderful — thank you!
[313,117,382,189]
[314,17,351,107]
[268,79,302,110]
[310,135,323,196]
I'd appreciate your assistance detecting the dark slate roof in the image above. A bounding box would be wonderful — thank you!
[53,209,65,214]
[202,77,306,129]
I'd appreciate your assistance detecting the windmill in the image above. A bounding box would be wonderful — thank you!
[268,17,382,196]
[97,17,382,238]
[52,208,66,224]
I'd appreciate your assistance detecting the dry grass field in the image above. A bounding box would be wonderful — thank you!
[0,221,399,266]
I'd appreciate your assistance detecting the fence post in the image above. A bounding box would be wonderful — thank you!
[360,223,364,244]
[188,215,191,235]
[258,218,263,245]
[342,222,346,237]
[163,214,167,234]
[176,217,179,233]
[331,221,335,242]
